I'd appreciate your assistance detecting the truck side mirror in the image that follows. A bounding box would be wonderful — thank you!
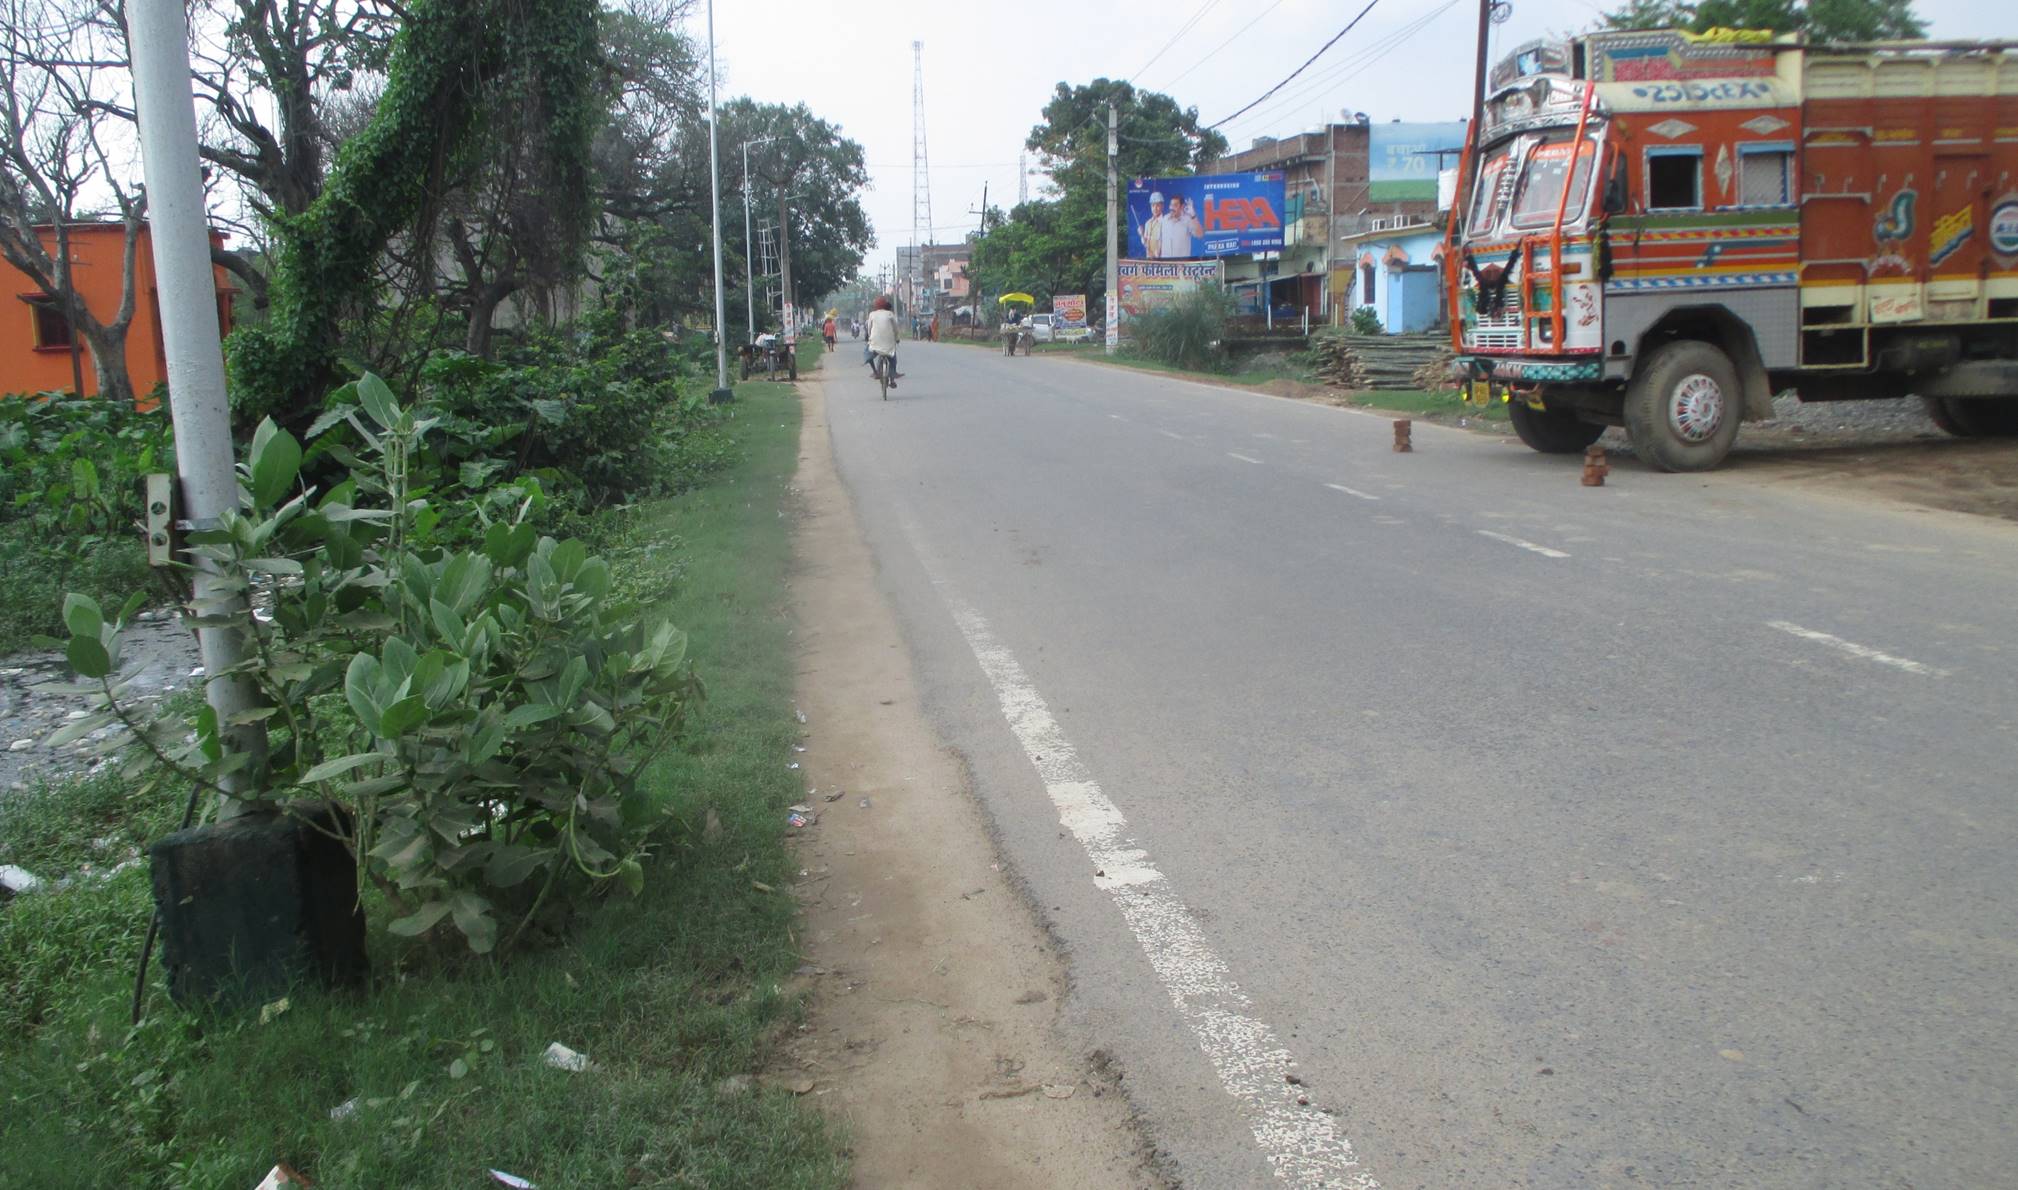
[1603,161,1628,214]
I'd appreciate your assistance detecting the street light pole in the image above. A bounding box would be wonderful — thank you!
[704,0,731,398]
[1104,100,1119,355]
[127,0,267,815]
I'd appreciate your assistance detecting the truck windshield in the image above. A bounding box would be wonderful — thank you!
[1510,139,1597,230]
[1467,150,1510,238]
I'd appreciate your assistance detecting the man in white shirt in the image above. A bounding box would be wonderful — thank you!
[1159,195,1203,259]
[1139,191,1166,259]
[866,295,902,388]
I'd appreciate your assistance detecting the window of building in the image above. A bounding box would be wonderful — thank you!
[25,295,73,349]
[1738,145,1793,206]
[1646,149,1702,211]
[1360,261,1376,307]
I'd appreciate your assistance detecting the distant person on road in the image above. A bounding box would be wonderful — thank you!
[1160,195,1203,259]
[822,315,837,351]
[867,295,902,389]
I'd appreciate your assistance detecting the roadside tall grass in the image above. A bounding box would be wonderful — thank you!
[1129,283,1234,372]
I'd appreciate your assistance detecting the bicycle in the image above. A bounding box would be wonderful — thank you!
[872,351,892,400]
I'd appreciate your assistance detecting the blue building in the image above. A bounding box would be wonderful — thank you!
[1333,221,1447,334]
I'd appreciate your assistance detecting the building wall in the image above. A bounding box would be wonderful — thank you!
[1335,227,1446,333]
[1,223,234,399]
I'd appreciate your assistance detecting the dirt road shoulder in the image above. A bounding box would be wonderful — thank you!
[780,374,1159,1189]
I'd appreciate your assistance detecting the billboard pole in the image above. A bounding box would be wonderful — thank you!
[1104,100,1119,355]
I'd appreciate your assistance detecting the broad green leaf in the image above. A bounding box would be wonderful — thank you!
[249,418,303,507]
[357,373,401,430]
[344,653,383,728]
[386,901,451,936]
[378,695,430,738]
[301,752,384,783]
[448,890,497,954]
[429,598,466,645]
[67,635,111,679]
[62,593,103,641]
[503,703,562,730]
[483,844,546,888]
[617,857,644,897]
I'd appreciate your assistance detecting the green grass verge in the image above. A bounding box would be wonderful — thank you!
[1341,387,1509,422]
[0,380,845,1189]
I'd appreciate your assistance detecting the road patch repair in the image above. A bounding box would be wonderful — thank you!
[783,374,1155,1188]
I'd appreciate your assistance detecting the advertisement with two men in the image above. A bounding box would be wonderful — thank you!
[1126,171,1286,260]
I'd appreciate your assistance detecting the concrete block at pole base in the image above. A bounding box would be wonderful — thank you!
[708,387,736,405]
[149,801,367,1010]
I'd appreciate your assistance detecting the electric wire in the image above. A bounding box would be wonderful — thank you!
[1130,0,1228,83]
[1157,0,1288,89]
[1205,0,1381,130]
[1214,0,1460,140]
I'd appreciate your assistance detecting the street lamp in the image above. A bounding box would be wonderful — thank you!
[704,0,730,399]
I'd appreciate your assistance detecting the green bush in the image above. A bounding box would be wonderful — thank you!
[1131,284,1234,372]
[57,375,705,956]
[1349,305,1383,336]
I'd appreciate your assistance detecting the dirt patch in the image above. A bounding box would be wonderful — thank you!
[1716,433,2018,523]
[780,375,1160,1189]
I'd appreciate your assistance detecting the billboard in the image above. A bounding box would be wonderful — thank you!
[1053,294,1088,328]
[1127,172,1285,259]
[1115,260,1222,336]
[1367,122,1469,202]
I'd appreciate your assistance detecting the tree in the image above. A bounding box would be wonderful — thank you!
[729,100,871,338]
[970,79,1226,313]
[1600,0,1926,41]
[0,0,147,405]
[226,0,605,424]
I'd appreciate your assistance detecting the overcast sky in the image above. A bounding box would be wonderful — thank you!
[711,0,2007,280]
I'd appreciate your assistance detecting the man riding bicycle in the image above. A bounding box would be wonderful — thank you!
[866,295,901,389]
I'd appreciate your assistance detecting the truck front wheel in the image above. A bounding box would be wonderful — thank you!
[1508,400,1605,454]
[1924,396,2018,437]
[1624,340,1743,472]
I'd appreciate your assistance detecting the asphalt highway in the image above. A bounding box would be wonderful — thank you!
[817,339,2018,1189]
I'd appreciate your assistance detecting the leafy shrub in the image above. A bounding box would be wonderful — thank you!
[0,391,173,542]
[416,313,708,510]
[1349,305,1383,336]
[56,374,704,955]
[1131,283,1234,372]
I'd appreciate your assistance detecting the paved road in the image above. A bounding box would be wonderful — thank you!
[818,340,2018,1189]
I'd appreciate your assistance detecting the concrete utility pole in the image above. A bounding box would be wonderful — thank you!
[127,0,266,815]
[1104,100,1120,355]
[704,0,731,397]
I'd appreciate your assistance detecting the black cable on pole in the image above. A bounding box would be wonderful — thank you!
[1205,0,1381,131]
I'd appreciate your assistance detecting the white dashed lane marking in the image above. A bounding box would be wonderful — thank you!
[1766,621,1951,678]
[1476,530,1570,558]
[1325,483,1381,502]
[1227,452,1265,465]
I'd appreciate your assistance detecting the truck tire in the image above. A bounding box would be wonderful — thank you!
[1926,395,2018,437]
[1623,340,1744,472]
[1509,400,1605,454]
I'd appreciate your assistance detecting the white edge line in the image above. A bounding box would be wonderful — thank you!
[1325,483,1381,502]
[1766,620,1950,678]
[917,560,1377,1188]
[1476,529,1570,559]
[1227,451,1265,465]
[1156,428,1186,440]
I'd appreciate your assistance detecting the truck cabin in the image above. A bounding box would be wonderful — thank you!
[1461,76,1610,251]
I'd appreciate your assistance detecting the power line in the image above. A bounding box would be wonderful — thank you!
[1157,0,1287,89]
[1205,0,1381,131]
[1130,0,1227,82]
[1214,1,1459,139]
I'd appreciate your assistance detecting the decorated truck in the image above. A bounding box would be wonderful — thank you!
[1446,30,2018,470]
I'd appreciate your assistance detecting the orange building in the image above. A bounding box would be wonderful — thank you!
[3,222,236,399]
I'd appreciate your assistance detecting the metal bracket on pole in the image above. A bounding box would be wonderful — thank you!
[145,473,175,567]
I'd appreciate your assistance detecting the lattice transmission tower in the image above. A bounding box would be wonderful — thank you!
[911,40,933,320]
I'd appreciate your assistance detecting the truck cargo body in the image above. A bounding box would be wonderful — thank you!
[1448,31,2018,470]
